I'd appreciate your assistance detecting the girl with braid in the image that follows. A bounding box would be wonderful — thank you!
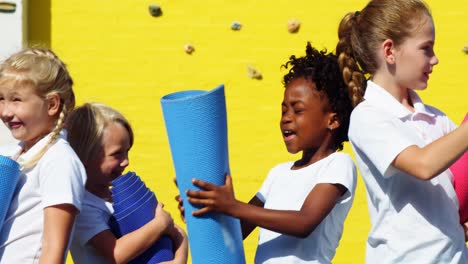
[336,0,468,262]
[182,42,357,263]
[0,48,86,263]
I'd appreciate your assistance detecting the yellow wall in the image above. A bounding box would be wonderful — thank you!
[27,0,468,263]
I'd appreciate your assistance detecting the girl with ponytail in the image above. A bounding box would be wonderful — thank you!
[336,0,468,262]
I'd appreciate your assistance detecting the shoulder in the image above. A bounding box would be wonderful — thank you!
[41,137,83,167]
[350,100,395,126]
[327,152,355,167]
[267,161,294,176]
[316,153,357,193]
[37,138,86,182]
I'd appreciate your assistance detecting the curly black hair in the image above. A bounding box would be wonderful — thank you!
[282,42,353,151]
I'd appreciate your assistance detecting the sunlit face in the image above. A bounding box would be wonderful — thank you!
[394,16,438,90]
[280,77,331,154]
[0,82,55,150]
[86,122,131,189]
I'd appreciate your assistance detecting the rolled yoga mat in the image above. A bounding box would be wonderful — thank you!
[160,84,246,264]
[0,155,20,231]
[110,171,174,263]
[452,113,468,223]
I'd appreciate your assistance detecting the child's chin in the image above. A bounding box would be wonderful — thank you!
[286,148,299,154]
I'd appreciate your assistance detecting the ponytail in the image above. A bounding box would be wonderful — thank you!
[336,12,366,108]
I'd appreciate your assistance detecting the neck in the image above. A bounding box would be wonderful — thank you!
[86,182,112,201]
[294,145,336,169]
[372,73,415,111]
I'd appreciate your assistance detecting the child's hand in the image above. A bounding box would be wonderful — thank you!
[154,202,174,234]
[173,178,186,223]
[186,174,237,216]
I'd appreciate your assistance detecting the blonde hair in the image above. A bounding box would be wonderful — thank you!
[0,48,75,166]
[66,103,134,165]
[336,0,432,107]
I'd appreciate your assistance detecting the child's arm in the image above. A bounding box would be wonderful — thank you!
[241,196,264,239]
[175,190,263,239]
[40,204,78,264]
[187,175,346,238]
[393,122,468,180]
[159,224,189,264]
[88,202,174,264]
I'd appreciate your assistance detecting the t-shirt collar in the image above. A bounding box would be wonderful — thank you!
[364,80,434,119]
[16,129,67,163]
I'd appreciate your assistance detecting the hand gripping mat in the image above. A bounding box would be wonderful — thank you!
[0,155,20,231]
[160,85,246,264]
[110,171,174,263]
[452,113,468,223]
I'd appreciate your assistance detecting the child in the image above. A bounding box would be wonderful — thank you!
[66,102,188,264]
[0,48,86,263]
[183,43,357,263]
[336,0,468,262]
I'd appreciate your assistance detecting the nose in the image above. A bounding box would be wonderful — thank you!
[120,154,129,168]
[431,51,439,66]
[431,55,439,66]
[281,110,292,124]
[0,102,13,120]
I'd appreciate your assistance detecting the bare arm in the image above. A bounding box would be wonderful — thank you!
[159,225,188,264]
[240,196,264,239]
[88,203,174,264]
[393,122,468,180]
[187,175,346,238]
[40,204,78,264]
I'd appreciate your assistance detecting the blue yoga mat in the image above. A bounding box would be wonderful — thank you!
[110,172,174,263]
[0,155,20,232]
[161,84,246,264]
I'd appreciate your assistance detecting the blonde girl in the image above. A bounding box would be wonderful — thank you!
[0,48,86,263]
[336,0,468,262]
[67,103,188,264]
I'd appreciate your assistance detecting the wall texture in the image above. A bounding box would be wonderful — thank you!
[24,0,468,263]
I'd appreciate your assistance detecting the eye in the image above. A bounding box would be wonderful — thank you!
[294,108,304,114]
[12,97,21,102]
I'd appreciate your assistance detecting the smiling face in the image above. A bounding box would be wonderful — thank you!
[394,16,438,90]
[280,77,333,154]
[86,122,131,190]
[0,81,56,150]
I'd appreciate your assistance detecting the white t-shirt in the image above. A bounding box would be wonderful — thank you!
[349,80,467,263]
[254,152,357,264]
[0,130,86,263]
[70,191,114,264]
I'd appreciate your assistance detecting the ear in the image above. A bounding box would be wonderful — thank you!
[382,39,396,64]
[327,113,340,131]
[46,93,61,116]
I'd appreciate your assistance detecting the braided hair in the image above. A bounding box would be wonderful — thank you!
[0,48,75,167]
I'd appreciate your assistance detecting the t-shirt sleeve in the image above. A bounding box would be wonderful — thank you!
[74,204,111,246]
[39,144,86,211]
[316,154,357,203]
[256,164,284,203]
[349,106,422,178]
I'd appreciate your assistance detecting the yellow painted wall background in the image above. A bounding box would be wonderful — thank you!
[26,0,468,263]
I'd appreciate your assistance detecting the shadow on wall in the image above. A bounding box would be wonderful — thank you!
[28,0,50,47]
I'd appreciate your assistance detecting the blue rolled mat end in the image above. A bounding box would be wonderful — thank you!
[110,171,174,263]
[0,155,20,232]
[161,84,246,264]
